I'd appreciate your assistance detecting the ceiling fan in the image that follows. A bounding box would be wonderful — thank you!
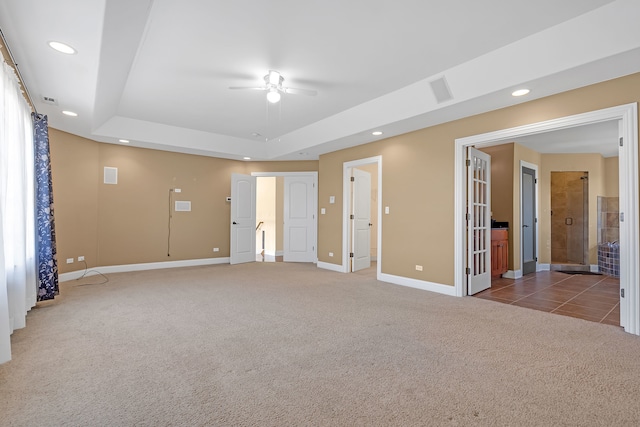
[229,70,317,103]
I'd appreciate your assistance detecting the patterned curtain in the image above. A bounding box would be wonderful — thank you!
[32,114,58,301]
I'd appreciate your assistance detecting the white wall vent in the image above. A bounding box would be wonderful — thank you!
[41,96,58,105]
[175,201,191,212]
[429,76,453,104]
[103,167,118,185]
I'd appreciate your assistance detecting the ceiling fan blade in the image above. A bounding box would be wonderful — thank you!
[284,87,317,96]
[228,86,267,91]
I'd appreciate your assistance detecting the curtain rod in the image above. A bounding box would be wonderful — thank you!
[0,27,38,115]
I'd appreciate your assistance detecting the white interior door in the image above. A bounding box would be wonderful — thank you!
[467,147,491,295]
[284,175,316,262]
[230,173,256,265]
[352,168,371,272]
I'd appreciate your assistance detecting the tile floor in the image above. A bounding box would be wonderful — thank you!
[474,270,620,326]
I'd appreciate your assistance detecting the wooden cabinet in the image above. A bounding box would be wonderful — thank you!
[491,229,508,278]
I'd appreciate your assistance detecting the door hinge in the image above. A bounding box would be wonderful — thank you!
[350,214,354,220]
[535,178,538,184]
[620,212,624,222]
[465,267,471,275]
[535,218,538,223]
[535,257,538,262]
[350,252,354,258]
[620,137,624,147]
[350,176,355,182]
[621,288,625,298]
[465,213,470,221]
[466,159,471,167]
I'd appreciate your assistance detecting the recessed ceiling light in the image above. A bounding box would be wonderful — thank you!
[48,41,76,55]
[243,157,251,160]
[372,131,383,136]
[511,89,530,97]
[119,139,130,143]
[62,110,78,117]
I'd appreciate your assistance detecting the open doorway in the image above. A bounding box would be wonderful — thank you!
[551,171,589,268]
[454,103,639,335]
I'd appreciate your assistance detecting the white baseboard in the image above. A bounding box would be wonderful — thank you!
[502,270,522,279]
[317,261,346,273]
[590,264,599,272]
[378,273,456,296]
[538,263,551,271]
[59,257,230,282]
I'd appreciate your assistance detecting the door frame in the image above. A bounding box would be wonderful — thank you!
[251,171,318,262]
[520,161,539,275]
[342,156,382,278]
[454,103,639,335]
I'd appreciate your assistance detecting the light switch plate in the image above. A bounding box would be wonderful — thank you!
[385,206,390,214]
[321,208,326,214]
[329,196,335,204]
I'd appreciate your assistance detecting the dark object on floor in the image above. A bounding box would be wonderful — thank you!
[558,270,603,275]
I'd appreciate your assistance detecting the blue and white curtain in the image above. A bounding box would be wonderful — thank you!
[33,113,58,301]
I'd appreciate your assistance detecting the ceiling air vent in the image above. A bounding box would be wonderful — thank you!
[41,96,58,105]
[429,76,453,104]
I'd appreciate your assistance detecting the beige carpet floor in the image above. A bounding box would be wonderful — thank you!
[1,262,640,426]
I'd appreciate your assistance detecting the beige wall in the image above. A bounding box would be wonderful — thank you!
[256,177,276,255]
[604,157,619,197]
[50,129,318,273]
[318,72,640,287]
[51,72,640,283]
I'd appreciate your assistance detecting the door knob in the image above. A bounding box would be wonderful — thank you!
[232,221,237,225]
[523,224,529,228]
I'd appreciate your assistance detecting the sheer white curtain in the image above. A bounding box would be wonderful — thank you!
[0,60,37,364]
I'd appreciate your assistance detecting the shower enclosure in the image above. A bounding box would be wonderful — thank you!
[551,172,589,265]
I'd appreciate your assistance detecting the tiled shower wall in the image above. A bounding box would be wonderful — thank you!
[598,196,619,244]
[597,196,620,277]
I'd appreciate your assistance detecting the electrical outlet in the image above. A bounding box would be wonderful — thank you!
[174,188,181,193]
[66,258,74,264]
[415,265,423,271]
[213,247,219,252]
[78,256,85,262]
[329,252,334,257]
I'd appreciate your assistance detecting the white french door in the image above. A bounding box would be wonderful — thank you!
[467,147,491,295]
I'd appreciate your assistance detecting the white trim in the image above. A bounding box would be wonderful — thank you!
[538,263,551,271]
[590,264,599,273]
[342,156,383,279]
[59,257,230,282]
[252,171,318,178]
[378,273,456,296]
[502,270,522,279]
[520,160,539,275]
[455,103,639,335]
[317,261,345,273]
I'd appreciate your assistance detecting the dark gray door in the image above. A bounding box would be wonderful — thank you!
[522,167,536,275]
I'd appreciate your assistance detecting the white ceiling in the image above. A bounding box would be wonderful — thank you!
[0,0,639,161]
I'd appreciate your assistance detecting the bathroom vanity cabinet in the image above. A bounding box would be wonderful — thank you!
[491,228,508,278]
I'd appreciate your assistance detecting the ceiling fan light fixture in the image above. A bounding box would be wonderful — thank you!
[267,70,281,86]
[267,88,281,103]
